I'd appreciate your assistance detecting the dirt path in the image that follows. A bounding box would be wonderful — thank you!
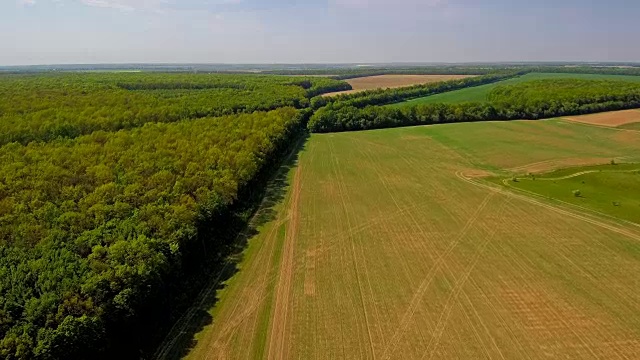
[266,164,302,360]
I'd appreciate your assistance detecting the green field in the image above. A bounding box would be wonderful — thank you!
[178,118,640,359]
[619,122,640,131]
[391,72,640,107]
[500,163,640,224]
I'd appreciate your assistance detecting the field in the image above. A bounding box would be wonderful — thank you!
[564,109,640,127]
[392,73,640,106]
[620,122,640,131]
[322,75,476,97]
[501,163,640,224]
[178,118,640,359]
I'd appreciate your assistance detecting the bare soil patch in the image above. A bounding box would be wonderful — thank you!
[564,109,640,127]
[323,75,476,97]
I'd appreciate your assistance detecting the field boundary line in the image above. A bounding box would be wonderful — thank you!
[266,164,302,360]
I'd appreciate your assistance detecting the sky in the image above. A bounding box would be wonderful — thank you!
[2,0,639,65]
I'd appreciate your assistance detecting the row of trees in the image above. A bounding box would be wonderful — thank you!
[308,79,640,132]
[0,107,305,359]
[0,73,347,145]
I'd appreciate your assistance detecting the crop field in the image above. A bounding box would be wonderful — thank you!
[620,122,640,131]
[322,75,476,97]
[564,109,640,128]
[392,72,640,107]
[501,163,640,224]
[180,118,640,359]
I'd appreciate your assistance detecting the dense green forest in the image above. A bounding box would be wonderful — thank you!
[0,106,308,359]
[308,79,640,132]
[0,73,347,145]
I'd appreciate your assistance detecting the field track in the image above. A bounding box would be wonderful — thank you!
[181,119,640,359]
[322,75,475,97]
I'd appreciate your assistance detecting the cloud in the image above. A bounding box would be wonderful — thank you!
[18,0,37,6]
[330,0,446,9]
[79,0,164,11]
[78,0,244,12]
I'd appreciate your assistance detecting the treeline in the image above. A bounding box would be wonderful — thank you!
[488,79,640,115]
[287,78,352,97]
[0,108,305,359]
[310,72,522,110]
[0,73,347,145]
[308,79,640,132]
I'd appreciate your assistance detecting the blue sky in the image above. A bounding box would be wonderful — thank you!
[2,0,639,65]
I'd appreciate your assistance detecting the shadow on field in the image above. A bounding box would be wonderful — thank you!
[154,134,308,360]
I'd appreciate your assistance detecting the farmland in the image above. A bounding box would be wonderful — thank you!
[181,117,640,359]
[564,109,640,127]
[392,73,640,107]
[322,75,476,97]
[503,163,640,224]
[620,122,640,131]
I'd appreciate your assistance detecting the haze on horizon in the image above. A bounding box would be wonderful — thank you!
[2,0,639,66]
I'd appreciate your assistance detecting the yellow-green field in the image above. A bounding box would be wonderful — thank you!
[172,118,640,359]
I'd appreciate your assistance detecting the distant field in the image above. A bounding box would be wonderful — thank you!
[322,74,476,96]
[180,119,640,359]
[392,72,640,107]
[564,109,640,127]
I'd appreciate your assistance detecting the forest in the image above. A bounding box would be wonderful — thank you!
[308,79,640,132]
[0,73,347,145]
[0,106,307,359]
